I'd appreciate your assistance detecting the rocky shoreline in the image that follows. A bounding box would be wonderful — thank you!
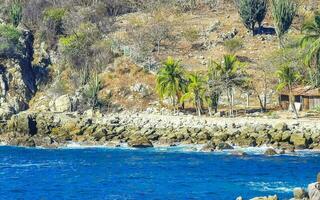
[0,110,319,153]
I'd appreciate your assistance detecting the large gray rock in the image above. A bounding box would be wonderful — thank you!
[290,133,308,149]
[128,135,153,148]
[292,187,307,199]
[51,95,72,112]
[264,148,277,156]
[308,183,320,200]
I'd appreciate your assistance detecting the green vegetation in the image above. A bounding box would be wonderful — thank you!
[9,3,22,27]
[223,38,243,55]
[237,0,267,35]
[0,24,22,58]
[213,55,247,116]
[270,0,297,47]
[301,12,320,87]
[276,65,301,118]
[156,57,186,111]
[181,73,206,116]
[85,73,102,109]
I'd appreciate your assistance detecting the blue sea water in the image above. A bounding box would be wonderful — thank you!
[0,145,319,200]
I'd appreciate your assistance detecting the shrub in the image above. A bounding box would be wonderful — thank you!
[223,38,244,54]
[9,3,23,27]
[270,0,297,47]
[183,27,200,43]
[237,0,267,35]
[0,24,22,58]
[84,73,102,109]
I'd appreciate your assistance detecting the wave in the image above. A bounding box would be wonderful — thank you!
[246,181,295,193]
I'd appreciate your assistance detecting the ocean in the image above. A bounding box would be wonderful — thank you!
[0,145,319,200]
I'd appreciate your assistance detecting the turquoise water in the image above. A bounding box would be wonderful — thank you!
[0,146,319,200]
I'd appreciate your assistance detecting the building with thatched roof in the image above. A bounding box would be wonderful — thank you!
[279,86,320,111]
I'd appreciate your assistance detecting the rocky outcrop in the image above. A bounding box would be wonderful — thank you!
[0,29,36,120]
[0,111,320,150]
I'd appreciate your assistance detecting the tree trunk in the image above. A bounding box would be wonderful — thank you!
[289,87,299,119]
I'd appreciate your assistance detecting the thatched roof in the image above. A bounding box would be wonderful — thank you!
[280,86,320,97]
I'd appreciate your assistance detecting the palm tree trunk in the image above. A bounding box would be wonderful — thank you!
[289,87,299,118]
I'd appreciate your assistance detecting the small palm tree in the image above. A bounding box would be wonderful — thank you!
[215,55,246,116]
[181,73,206,116]
[156,57,186,112]
[276,65,301,118]
[301,12,320,87]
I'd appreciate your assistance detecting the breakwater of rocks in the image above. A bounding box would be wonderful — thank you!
[0,111,320,152]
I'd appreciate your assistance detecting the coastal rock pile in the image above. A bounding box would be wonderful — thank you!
[0,111,319,151]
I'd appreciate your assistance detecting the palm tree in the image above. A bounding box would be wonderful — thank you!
[181,73,206,116]
[206,59,223,115]
[214,55,246,117]
[156,57,186,112]
[276,65,301,118]
[301,12,320,87]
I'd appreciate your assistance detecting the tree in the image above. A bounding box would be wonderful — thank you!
[271,0,297,48]
[156,57,186,112]
[181,73,206,116]
[206,59,223,115]
[276,65,300,118]
[214,55,246,116]
[237,0,267,35]
[301,12,320,87]
[59,23,101,85]
[9,3,23,27]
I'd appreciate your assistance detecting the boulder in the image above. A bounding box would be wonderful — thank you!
[250,195,278,200]
[216,142,234,150]
[292,187,307,199]
[128,135,153,148]
[290,133,308,149]
[274,123,288,132]
[200,142,216,152]
[264,148,277,156]
[52,95,72,112]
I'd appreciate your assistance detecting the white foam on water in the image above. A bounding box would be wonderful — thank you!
[247,181,295,193]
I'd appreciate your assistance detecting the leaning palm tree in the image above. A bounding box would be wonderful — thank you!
[214,55,246,117]
[301,12,320,87]
[181,73,206,116]
[156,57,186,112]
[276,65,301,118]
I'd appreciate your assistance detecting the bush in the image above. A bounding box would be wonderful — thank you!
[183,27,200,43]
[0,24,22,58]
[223,38,243,54]
[237,0,267,35]
[9,3,23,27]
[84,73,102,108]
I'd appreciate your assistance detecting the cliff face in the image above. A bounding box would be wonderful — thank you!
[0,30,36,120]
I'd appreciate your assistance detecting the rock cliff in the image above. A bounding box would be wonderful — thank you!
[0,29,36,120]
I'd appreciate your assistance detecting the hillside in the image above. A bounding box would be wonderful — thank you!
[0,0,319,118]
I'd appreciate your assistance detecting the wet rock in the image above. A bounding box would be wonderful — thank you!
[200,142,216,152]
[216,142,234,150]
[264,148,277,156]
[128,135,153,148]
[231,151,247,156]
[250,195,278,200]
[292,187,307,199]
